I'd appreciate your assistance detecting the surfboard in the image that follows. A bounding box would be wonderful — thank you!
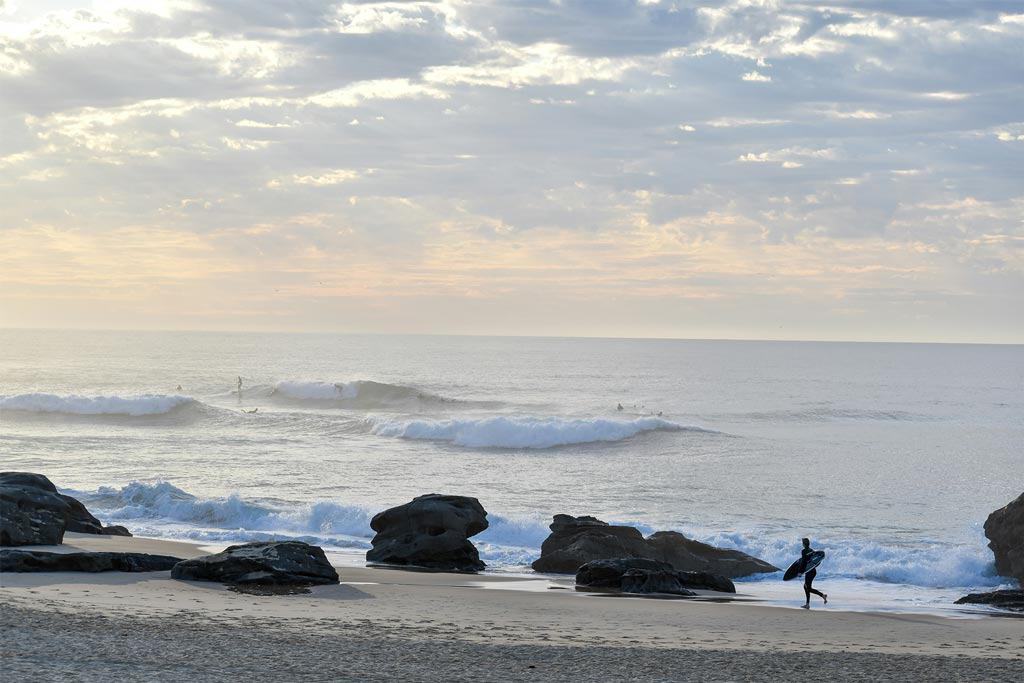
[783,550,825,581]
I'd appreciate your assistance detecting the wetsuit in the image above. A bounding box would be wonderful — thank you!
[802,547,826,603]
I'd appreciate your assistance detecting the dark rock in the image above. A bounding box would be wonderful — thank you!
[620,569,696,596]
[0,549,181,573]
[576,558,673,587]
[171,541,339,586]
[984,493,1024,587]
[531,514,777,578]
[645,531,774,579]
[366,494,488,572]
[0,472,132,546]
[576,558,736,593]
[100,525,133,537]
[955,589,1024,611]
[1,472,72,545]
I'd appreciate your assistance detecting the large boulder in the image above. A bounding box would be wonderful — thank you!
[984,493,1024,586]
[366,494,489,572]
[531,514,777,579]
[955,590,1024,612]
[171,541,338,586]
[0,549,180,573]
[0,472,131,546]
[576,558,736,593]
[620,569,697,596]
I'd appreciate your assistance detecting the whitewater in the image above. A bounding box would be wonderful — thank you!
[1,330,1022,612]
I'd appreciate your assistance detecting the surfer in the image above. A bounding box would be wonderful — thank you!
[237,376,243,400]
[800,537,827,608]
[616,403,623,411]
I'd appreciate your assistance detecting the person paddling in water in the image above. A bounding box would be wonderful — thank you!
[800,537,827,608]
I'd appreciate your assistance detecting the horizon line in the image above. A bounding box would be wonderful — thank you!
[1,326,1020,347]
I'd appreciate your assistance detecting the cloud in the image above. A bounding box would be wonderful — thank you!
[0,0,1021,340]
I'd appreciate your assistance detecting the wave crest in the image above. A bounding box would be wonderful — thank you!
[0,393,194,417]
[367,415,701,449]
[270,380,452,408]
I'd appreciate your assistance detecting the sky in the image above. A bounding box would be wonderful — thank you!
[1,0,1022,342]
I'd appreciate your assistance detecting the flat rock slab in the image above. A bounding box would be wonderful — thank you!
[171,541,339,586]
[0,549,181,573]
[955,589,1024,612]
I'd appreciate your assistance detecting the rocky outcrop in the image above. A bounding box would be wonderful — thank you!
[0,549,181,573]
[984,493,1024,586]
[171,541,339,586]
[575,558,736,593]
[955,590,1024,612]
[366,494,489,572]
[620,569,697,596]
[0,472,131,546]
[532,514,777,578]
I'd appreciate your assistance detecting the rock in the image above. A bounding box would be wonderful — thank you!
[1,474,68,546]
[0,549,181,573]
[531,515,652,574]
[576,558,736,593]
[645,531,775,579]
[0,472,131,546]
[619,569,696,596]
[171,541,339,586]
[366,494,489,572]
[955,590,1024,612]
[984,492,1024,586]
[100,525,133,537]
[576,558,674,587]
[531,514,778,578]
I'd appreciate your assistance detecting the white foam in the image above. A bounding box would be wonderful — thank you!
[367,415,696,449]
[0,393,194,416]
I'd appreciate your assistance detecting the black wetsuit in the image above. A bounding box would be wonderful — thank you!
[802,547,826,602]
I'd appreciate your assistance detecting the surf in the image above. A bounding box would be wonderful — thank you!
[0,393,196,417]
[364,415,708,449]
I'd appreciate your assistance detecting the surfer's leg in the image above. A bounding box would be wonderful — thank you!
[804,569,826,601]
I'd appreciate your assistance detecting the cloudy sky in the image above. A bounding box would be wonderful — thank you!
[1,0,1022,342]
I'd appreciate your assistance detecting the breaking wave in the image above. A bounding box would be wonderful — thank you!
[366,415,704,449]
[0,393,196,417]
[268,380,460,409]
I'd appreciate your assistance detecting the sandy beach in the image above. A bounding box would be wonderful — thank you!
[2,534,1021,681]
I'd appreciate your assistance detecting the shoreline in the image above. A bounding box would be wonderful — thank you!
[3,535,1022,680]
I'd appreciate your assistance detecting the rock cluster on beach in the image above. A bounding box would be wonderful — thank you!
[0,549,181,573]
[531,514,778,578]
[576,558,736,593]
[366,494,489,572]
[0,472,132,546]
[171,541,339,586]
[983,492,1024,587]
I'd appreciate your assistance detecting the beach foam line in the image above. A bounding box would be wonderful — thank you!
[64,481,1004,588]
[365,415,706,449]
[0,392,195,417]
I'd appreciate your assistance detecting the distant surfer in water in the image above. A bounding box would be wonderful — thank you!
[237,376,243,401]
[800,537,827,608]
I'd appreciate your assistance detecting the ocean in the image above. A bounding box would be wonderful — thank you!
[2,330,1021,612]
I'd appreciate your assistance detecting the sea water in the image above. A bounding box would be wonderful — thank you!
[1,330,1021,612]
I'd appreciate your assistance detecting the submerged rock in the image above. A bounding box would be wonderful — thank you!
[171,541,339,586]
[0,549,181,573]
[955,590,1024,612]
[576,558,736,593]
[0,472,132,546]
[984,492,1024,586]
[532,514,777,578]
[619,569,696,596]
[366,494,489,572]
